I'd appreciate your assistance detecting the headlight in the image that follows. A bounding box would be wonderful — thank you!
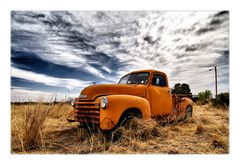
[100,97,108,109]
[79,94,87,99]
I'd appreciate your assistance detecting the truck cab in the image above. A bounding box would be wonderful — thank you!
[72,69,193,130]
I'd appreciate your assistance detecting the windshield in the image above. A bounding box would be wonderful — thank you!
[118,72,149,84]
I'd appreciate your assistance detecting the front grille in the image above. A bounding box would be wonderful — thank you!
[74,99,100,126]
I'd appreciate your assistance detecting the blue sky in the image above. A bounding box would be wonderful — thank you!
[11,11,229,102]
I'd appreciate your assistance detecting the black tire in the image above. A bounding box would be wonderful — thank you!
[119,111,142,127]
[184,106,193,120]
[102,112,139,143]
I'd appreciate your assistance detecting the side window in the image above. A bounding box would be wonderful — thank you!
[152,74,166,87]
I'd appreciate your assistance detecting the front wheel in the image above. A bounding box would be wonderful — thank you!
[119,111,142,127]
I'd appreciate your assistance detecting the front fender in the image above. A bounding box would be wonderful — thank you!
[98,95,151,130]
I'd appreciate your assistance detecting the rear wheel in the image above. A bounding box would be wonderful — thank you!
[184,106,193,120]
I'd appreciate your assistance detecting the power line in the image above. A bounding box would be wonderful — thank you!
[173,70,210,82]
[218,68,228,78]
[217,69,229,90]
[171,66,229,95]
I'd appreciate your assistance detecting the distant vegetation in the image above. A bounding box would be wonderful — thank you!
[213,92,229,108]
[198,90,212,104]
[172,83,192,95]
[11,97,74,105]
[197,90,229,108]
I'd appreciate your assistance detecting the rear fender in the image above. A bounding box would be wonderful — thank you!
[179,97,193,116]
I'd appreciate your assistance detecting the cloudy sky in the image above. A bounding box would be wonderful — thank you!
[11,11,229,102]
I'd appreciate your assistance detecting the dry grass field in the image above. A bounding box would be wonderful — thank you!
[11,103,229,154]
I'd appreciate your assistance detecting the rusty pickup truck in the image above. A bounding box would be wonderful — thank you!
[70,69,193,130]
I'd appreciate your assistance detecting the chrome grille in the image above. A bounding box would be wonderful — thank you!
[74,99,100,125]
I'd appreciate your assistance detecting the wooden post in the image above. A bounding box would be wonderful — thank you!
[214,66,218,98]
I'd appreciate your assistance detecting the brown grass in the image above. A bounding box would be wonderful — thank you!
[11,102,74,153]
[11,103,229,154]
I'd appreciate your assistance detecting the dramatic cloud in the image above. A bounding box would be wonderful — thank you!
[11,11,229,101]
[12,67,92,89]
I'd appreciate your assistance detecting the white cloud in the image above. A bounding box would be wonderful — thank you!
[111,11,229,94]
[11,67,92,90]
[11,11,229,96]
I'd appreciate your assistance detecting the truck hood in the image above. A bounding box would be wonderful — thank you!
[80,84,147,100]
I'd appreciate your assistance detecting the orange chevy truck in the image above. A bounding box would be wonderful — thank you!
[70,69,193,131]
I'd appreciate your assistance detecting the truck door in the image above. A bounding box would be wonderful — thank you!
[148,73,172,116]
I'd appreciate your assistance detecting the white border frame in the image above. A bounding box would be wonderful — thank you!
[1,0,239,165]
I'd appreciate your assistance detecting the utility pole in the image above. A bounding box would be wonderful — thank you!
[214,66,218,98]
[209,66,218,98]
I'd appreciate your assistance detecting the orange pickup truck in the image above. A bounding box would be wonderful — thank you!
[71,69,193,131]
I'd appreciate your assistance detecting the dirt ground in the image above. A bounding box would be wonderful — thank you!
[11,103,229,154]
